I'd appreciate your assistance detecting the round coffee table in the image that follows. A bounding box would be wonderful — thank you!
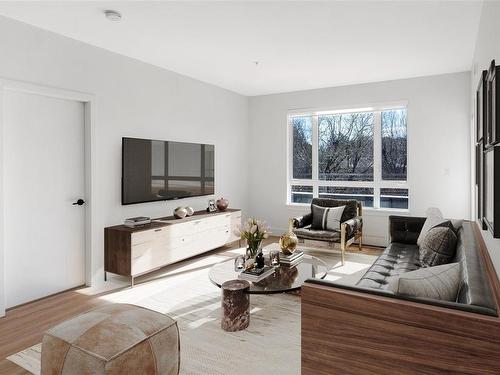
[208,253,329,294]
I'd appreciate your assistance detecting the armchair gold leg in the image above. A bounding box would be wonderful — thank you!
[340,242,345,265]
[358,233,362,251]
[340,223,347,266]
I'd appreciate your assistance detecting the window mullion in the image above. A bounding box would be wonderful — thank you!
[287,116,292,204]
[312,115,319,198]
[373,111,382,208]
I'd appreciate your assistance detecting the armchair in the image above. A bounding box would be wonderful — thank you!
[292,198,363,265]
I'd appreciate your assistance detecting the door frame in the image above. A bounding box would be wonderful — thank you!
[0,79,96,317]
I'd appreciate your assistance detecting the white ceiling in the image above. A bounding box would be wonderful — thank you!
[0,1,482,96]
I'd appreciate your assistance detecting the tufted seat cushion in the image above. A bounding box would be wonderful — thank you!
[293,226,340,242]
[357,243,421,289]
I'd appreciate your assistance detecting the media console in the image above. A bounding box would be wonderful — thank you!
[104,209,241,286]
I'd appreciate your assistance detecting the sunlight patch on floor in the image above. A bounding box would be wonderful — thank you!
[329,260,373,275]
[188,317,217,329]
[250,307,263,314]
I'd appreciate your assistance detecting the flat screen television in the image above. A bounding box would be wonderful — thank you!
[122,137,215,205]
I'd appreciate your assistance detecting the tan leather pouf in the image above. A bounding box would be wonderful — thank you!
[41,304,180,375]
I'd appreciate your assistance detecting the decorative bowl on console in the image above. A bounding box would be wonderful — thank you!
[173,207,188,219]
[185,206,194,216]
[216,197,229,211]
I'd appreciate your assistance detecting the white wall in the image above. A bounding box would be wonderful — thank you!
[248,72,471,246]
[0,14,249,306]
[470,1,500,277]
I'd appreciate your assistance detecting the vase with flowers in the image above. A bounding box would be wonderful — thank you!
[237,218,271,268]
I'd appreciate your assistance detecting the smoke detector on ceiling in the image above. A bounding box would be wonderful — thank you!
[104,10,122,22]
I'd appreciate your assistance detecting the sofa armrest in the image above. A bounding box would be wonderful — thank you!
[301,280,500,375]
[389,215,426,244]
[342,216,363,239]
[293,213,312,228]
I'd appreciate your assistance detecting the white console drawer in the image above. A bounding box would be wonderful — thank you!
[132,226,169,245]
[131,238,169,275]
[114,210,242,278]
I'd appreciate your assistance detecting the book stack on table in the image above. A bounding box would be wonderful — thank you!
[238,265,275,282]
[279,251,304,267]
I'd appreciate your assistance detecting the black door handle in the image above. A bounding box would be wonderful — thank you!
[72,199,85,206]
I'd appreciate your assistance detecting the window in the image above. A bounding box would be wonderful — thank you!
[318,112,374,181]
[288,105,408,209]
[292,117,312,179]
[381,109,407,180]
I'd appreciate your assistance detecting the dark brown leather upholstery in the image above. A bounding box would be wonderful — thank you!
[454,223,496,309]
[307,217,497,316]
[293,213,312,229]
[357,243,421,289]
[293,227,341,241]
[389,215,426,244]
[344,216,363,238]
[292,198,361,242]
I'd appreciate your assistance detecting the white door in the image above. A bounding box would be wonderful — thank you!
[4,90,85,308]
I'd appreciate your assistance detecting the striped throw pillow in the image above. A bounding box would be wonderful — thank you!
[311,204,345,231]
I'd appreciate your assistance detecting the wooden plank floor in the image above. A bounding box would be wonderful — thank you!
[0,239,382,374]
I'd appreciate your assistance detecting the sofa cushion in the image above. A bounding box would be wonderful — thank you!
[417,216,445,247]
[356,243,421,289]
[387,262,461,302]
[293,226,340,242]
[417,216,462,247]
[419,225,457,267]
[311,204,345,230]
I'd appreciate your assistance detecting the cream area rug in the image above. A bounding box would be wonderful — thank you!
[7,245,377,375]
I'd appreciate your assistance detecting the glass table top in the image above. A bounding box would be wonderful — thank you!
[208,252,329,294]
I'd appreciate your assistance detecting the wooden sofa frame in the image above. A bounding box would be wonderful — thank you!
[301,223,500,375]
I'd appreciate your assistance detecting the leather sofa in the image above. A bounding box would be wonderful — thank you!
[301,216,500,375]
[311,215,497,315]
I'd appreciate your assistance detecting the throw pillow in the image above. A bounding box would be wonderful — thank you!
[433,220,461,235]
[419,225,458,267]
[425,207,444,217]
[417,216,463,247]
[387,262,461,302]
[417,208,444,247]
[311,204,345,231]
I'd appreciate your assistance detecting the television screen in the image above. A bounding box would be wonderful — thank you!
[122,137,215,205]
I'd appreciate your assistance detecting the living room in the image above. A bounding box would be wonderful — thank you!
[0,1,499,374]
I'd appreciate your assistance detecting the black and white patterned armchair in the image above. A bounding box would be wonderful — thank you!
[291,198,363,265]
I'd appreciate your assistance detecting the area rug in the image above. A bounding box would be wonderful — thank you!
[7,247,377,375]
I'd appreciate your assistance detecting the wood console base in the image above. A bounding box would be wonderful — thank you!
[105,209,241,285]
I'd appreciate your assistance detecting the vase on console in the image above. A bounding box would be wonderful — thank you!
[173,207,188,219]
[216,197,229,211]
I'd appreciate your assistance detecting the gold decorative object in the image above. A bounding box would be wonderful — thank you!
[279,219,298,255]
